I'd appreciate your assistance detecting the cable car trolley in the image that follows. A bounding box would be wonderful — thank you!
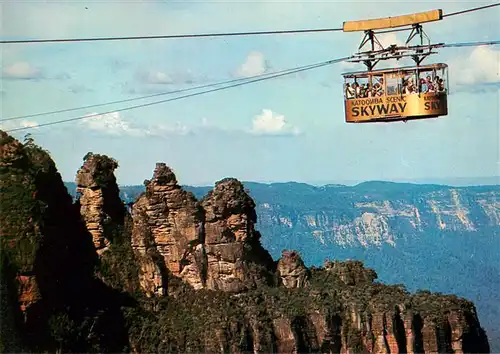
[341,9,449,123]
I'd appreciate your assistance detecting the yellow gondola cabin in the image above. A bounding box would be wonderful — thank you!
[342,63,449,123]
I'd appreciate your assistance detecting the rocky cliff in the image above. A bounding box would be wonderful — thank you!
[0,131,133,353]
[130,163,274,295]
[126,254,491,354]
[0,130,492,353]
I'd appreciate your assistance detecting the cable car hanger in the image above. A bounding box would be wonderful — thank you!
[341,9,455,124]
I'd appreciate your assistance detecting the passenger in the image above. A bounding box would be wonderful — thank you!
[426,76,435,93]
[438,79,445,92]
[420,78,428,93]
[376,83,384,96]
[360,84,367,98]
[354,82,361,98]
[402,79,407,94]
[345,83,355,99]
[404,78,415,94]
[365,84,372,97]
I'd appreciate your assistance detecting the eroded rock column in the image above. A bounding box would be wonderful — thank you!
[131,163,205,294]
[75,152,125,254]
[201,178,274,292]
[277,250,309,288]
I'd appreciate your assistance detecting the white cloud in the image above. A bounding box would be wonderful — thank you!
[151,122,191,136]
[22,121,38,129]
[249,109,300,136]
[2,62,43,80]
[82,112,138,135]
[449,46,500,88]
[80,111,190,137]
[340,60,363,71]
[0,119,39,131]
[132,68,204,88]
[235,52,269,78]
[55,72,71,80]
[377,33,405,48]
[136,69,173,85]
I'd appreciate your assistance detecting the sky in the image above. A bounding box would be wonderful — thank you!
[1,0,499,186]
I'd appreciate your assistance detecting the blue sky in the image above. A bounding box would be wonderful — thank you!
[1,0,499,186]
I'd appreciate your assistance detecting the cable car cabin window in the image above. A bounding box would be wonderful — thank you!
[354,76,370,98]
[371,75,384,97]
[344,78,356,99]
[384,74,400,96]
[344,75,385,99]
[344,76,369,99]
[415,67,448,94]
[402,71,418,94]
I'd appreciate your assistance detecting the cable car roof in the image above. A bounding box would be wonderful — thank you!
[341,63,448,78]
[343,9,443,32]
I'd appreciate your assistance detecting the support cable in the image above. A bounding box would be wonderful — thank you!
[3,56,351,133]
[1,3,498,44]
[0,61,335,123]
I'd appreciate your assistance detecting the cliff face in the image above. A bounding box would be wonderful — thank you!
[62,180,500,351]
[0,130,492,353]
[127,254,490,354]
[0,132,132,353]
[0,132,97,311]
[200,177,275,292]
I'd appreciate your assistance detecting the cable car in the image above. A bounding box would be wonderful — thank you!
[341,9,449,123]
[343,63,448,123]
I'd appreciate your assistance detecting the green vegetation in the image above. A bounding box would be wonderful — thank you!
[96,216,141,295]
[119,261,477,352]
[0,133,51,272]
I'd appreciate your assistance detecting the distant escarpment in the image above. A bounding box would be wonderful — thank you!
[0,130,491,353]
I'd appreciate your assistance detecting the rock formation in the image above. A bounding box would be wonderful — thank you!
[75,152,125,254]
[128,257,491,354]
[276,250,309,288]
[131,163,205,295]
[201,177,275,292]
[130,165,275,295]
[323,259,378,285]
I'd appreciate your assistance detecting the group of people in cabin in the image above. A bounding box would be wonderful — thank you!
[344,74,446,99]
[402,75,446,94]
[344,80,384,99]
